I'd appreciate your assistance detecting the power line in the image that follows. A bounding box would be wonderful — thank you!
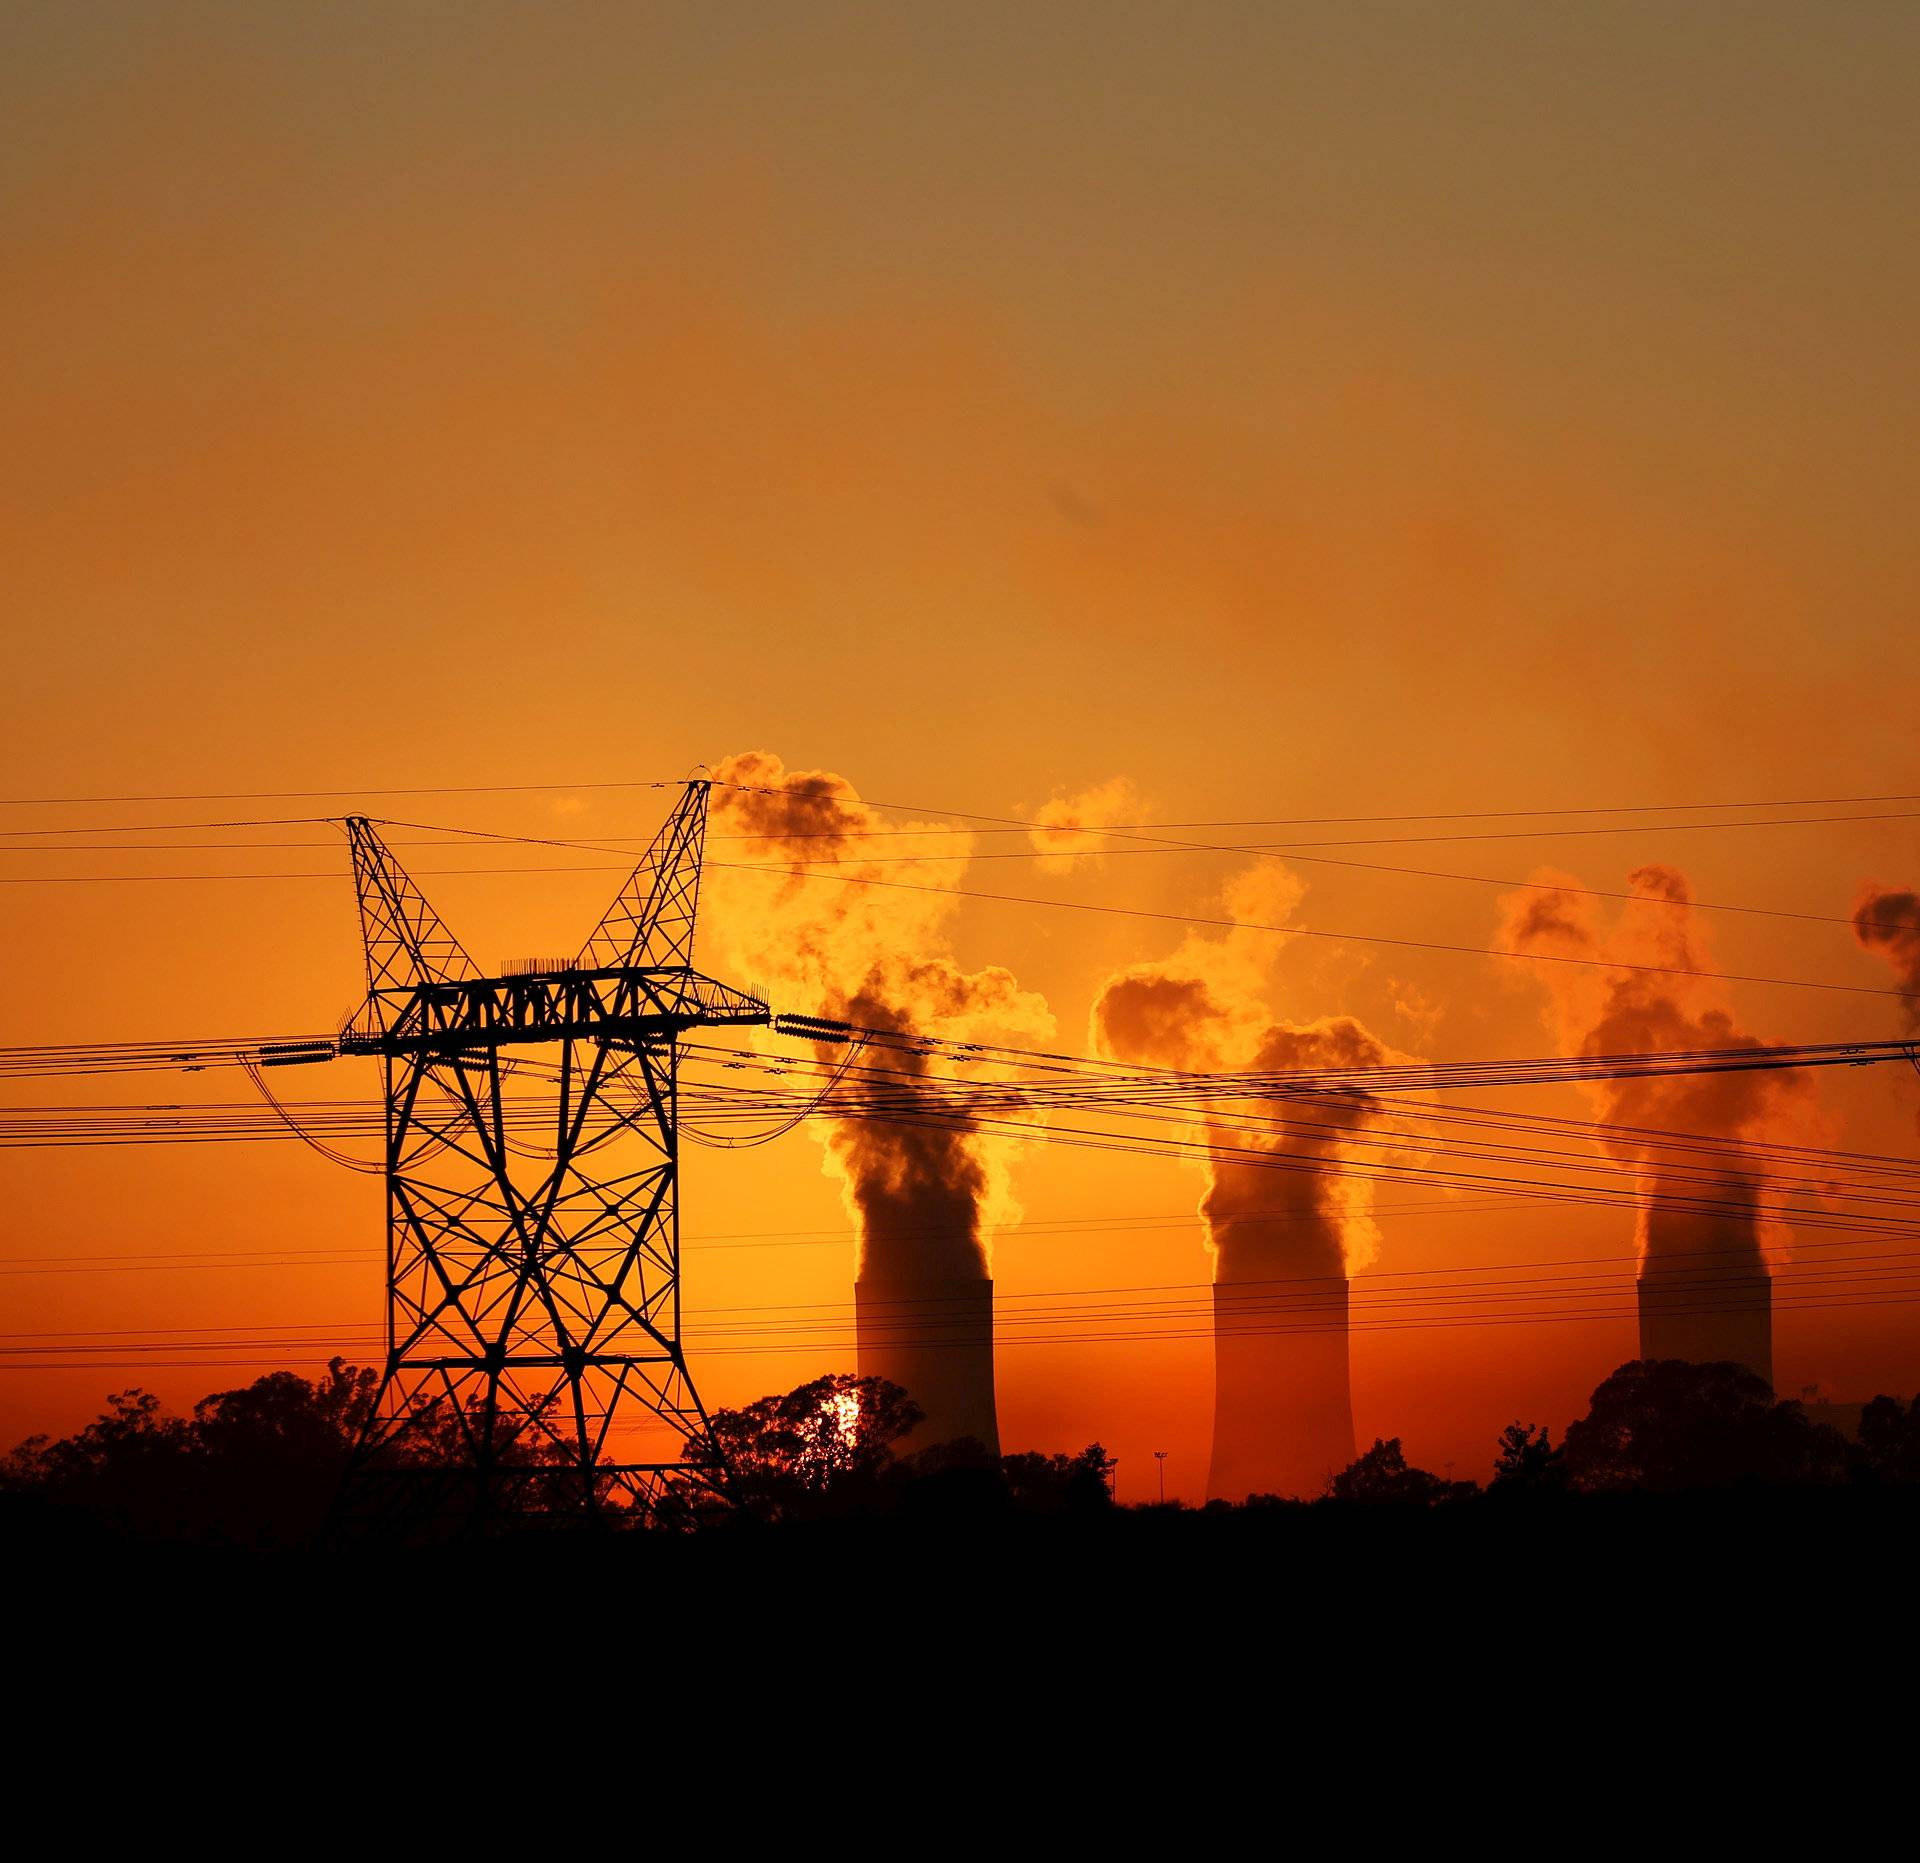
[11,1274,1920,1355]
[0,860,1905,1000]
[833,786,1920,834]
[282,815,1920,934]
[0,816,339,839]
[1,777,1914,816]
[1,1015,1907,1085]
[7,1282,1919,1372]
[376,805,1920,866]
[0,782,676,808]
[8,1203,1913,1278]
[708,860,1920,1002]
[0,863,608,885]
[716,806,1920,861]
[4,1067,1913,1252]
[10,802,1919,868]
[3,831,1916,934]
[13,1239,1920,1332]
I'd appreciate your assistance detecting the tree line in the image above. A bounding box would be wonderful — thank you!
[3,1355,1917,1547]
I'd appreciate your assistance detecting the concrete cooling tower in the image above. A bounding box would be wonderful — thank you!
[1209,1276,1355,1500]
[855,1275,1000,1455]
[1637,1264,1773,1388]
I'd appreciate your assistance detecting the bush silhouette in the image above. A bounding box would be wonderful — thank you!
[1560,1359,1850,1493]
[1857,1394,1920,1484]
[1328,1437,1449,1504]
[1489,1422,1566,1495]
[2,1360,377,1545]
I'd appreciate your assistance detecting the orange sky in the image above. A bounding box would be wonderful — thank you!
[3,4,1917,1495]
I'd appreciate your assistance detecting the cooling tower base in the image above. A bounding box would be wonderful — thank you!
[855,1276,999,1456]
[1209,1278,1354,1502]
[1637,1269,1773,1389]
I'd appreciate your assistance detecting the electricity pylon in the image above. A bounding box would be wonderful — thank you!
[334,780,768,1530]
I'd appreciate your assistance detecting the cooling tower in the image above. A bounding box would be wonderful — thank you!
[1209,1276,1354,1500]
[855,1276,1000,1454]
[1637,1265,1773,1388]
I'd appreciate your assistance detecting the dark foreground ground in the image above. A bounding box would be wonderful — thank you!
[11,1488,1912,1813]
[14,1485,1917,1654]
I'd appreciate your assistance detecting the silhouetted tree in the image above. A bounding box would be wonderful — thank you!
[1857,1394,1920,1484]
[1560,1359,1850,1493]
[339,1383,606,1536]
[1000,1443,1117,1514]
[689,1374,922,1521]
[893,1434,1010,1518]
[372,1388,585,1470]
[1,1360,381,1544]
[1328,1437,1449,1504]
[1489,1421,1567,1495]
[188,1359,379,1541]
[1,1389,191,1538]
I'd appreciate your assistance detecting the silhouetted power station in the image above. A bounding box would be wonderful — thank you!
[322,764,1805,1525]
[26,766,1918,1527]
[269,783,1910,1520]
[1638,1266,1773,1387]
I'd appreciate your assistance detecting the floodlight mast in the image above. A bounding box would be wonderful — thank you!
[333,780,768,1531]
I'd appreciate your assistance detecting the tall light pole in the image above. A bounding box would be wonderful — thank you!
[1153,1449,1168,1505]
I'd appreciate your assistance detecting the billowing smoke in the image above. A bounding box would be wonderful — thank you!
[1496,863,1821,1275]
[820,981,1004,1284]
[1094,972,1395,1281]
[1853,883,1920,1031]
[1211,1022,1397,1276]
[704,750,1053,1283]
[1497,863,1830,1386]
[1028,775,1145,874]
[1854,882,1920,1140]
[1090,862,1406,1283]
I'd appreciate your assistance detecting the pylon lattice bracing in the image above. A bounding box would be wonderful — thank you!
[335,781,768,1530]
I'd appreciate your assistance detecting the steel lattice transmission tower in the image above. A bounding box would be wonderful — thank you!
[334,780,768,1529]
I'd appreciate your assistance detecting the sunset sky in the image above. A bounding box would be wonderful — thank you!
[4,3,1917,1495]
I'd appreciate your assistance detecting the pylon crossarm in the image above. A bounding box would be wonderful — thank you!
[346,818,477,1020]
[576,779,712,972]
[341,968,765,1057]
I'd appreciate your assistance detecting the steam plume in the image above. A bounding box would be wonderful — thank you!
[1029,775,1145,873]
[704,751,1053,1449]
[1093,970,1394,1281]
[1853,881,1920,1138]
[1497,862,1824,1384]
[1853,883,1920,1031]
